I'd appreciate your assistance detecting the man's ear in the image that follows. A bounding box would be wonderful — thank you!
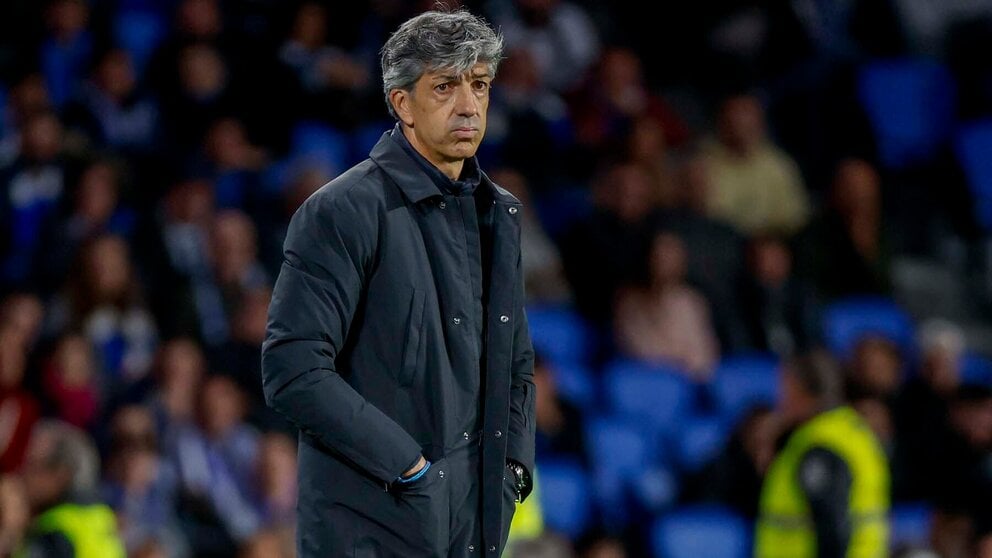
[389,89,415,128]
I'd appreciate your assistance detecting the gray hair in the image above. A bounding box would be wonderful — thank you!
[380,9,504,119]
[34,420,100,495]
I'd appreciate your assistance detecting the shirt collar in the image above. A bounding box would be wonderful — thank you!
[390,123,481,196]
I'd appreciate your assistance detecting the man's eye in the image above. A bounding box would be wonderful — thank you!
[435,83,449,92]
[473,81,489,91]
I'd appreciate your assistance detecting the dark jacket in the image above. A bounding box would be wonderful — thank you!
[261,129,536,556]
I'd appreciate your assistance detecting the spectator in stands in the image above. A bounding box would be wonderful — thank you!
[0,474,29,556]
[146,338,205,446]
[0,111,70,289]
[0,293,44,354]
[895,319,967,500]
[534,354,586,461]
[613,231,719,379]
[739,236,820,357]
[756,351,889,557]
[278,2,371,125]
[624,116,678,209]
[846,335,904,402]
[37,160,136,294]
[169,375,260,547]
[486,47,571,186]
[798,158,892,300]
[488,0,601,93]
[138,178,215,340]
[41,333,100,430]
[661,153,749,352]
[40,0,93,109]
[0,74,53,168]
[196,118,268,213]
[64,48,159,152]
[19,420,126,556]
[252,432,297,528]
[703,94,810,236]
[102,405,187,558]
[491,167,572,304]
[931,384,992,558]
[48,234,157,387]
[161,43,240,155]
[571,48,689,168]
[0,327,39,473]
[683,404,778,518]
[562,162,662,323]
[209,288,270,412]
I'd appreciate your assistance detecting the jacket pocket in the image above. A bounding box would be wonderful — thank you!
[400,288,426,386]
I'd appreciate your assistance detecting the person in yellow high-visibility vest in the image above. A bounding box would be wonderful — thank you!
[16,420,125,558]
[755,350,889,558]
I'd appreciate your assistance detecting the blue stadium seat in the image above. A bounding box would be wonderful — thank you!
[652,505,750,558]
[586,415,666,526]
[858,59,956,169]
[954,119,992,230]
[536,459,593,539]
[711,354,779,422]
[961,353,992,386]
[290,122,350,175]
[604,359,693,438]
[676,415,730,472]
[113,10,167,74]
[549,361,596,410]
[822,297,915,359]
[889,503,932,551]
[527,304,593,366]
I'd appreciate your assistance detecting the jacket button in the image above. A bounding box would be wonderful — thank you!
[508,206,518,214]
[452,317,461,325]
[463,432,470,440]
[439,201,447,209]
[438,470,444,478]
[468,545,475,552]
[499,315,509,323]
[494,430,502,438]
[489,545,496,552]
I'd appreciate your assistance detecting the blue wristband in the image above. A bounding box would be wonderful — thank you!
[397,460,431,484]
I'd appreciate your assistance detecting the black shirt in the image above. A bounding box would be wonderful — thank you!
[392,125,494,433]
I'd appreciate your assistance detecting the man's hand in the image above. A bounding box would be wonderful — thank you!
[401,456,428,479]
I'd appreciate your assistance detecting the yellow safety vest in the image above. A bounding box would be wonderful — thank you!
[755,406,889,558]
[16,502,126,558]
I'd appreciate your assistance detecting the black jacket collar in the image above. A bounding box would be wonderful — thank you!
[369,124,521,206]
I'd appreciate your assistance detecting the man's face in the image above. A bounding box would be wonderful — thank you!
[392,63,492,167]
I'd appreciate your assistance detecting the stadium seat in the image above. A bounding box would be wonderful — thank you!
[549,361,596,410]
[961,352,992,386]
[113,10,167,74]
[710,354,779,422]
[676,415,730,472]
[290,122,350,175]
[652,505,750,558]
[527,304,593,366]
[954,119,992,230]
[603,359,693,438]
[822,297,915,359]
[858,59,956,169]
[889,503,932,551]
[536,459,593,539]
[586,415,668,526]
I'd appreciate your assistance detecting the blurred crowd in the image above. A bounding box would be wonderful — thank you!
[1,0,992,557]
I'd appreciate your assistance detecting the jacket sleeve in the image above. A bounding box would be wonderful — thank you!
[261,190,423,485]
[505,250,536,501]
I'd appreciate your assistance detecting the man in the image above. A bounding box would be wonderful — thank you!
[16,420,125,558]
[261,9,535,557]
[755,351,889,557]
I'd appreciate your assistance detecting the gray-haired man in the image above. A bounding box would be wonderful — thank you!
[262,9,536,557]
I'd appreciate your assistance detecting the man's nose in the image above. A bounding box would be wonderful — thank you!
[454,84,478,117]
